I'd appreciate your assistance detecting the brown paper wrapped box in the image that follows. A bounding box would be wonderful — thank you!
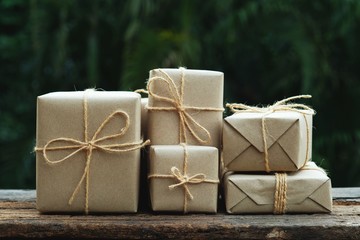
[148,145,219,213]
[148,68,224,148]
[224,162,332,214]
[223,111,313,172]
[36,91,143,213]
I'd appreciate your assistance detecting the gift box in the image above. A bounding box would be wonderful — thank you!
[148,145,219,213]
[36,90,148,213]
[223,96,314,172]
[224,162,332,214]
[147,68,224,148]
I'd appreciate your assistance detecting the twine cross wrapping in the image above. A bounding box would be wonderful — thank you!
[146,68,224,144]
[273,162,327,214]
[35,90,150,214]
[148,144,219,213]
[226,95,315,172]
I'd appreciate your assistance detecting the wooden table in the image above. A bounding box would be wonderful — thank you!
[0,188,359,239]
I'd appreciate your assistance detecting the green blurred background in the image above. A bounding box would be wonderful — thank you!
[1,0,360,188]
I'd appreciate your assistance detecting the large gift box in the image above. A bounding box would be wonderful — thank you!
[223,97,314,172]
[36,90,148,213]
[148,145,219,213]
[224,162,332,214]
[147,68,224,148]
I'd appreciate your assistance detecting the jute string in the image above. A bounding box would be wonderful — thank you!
[134,89,149,95]
[274,173,287,214]
[226,95,315,172]
[148,144,219,213]
[273,162,327,214]
[146,68,224,144]
[35,89,150,214]
[300,162,327,175]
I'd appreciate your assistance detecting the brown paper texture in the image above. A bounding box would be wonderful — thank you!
[223,111,313,172]
[36,91,141,213]
[149,145,219,213]
[224,162,332,214]
[148,68,223,148]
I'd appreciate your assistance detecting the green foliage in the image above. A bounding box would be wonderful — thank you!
[0,0,359,188]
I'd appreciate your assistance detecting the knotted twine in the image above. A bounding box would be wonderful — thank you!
[226,95,315,172]
[35,89,151,214]
[146,68,224,144]
[273,162,327,214]
[148,144,219,213]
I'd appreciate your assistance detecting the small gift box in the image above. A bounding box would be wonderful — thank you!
[36,90,149,213]
[147,68,224,148]
[148,145,219,213]
[224,162,332,214]
[223,95,314,172]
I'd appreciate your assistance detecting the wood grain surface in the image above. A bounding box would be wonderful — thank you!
[0,188,359,239]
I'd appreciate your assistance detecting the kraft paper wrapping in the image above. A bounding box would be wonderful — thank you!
[149,145,219,213]
[223,111,313,172]
[148,68,224,148]
[224,162,332,214]
[36,91,141,213]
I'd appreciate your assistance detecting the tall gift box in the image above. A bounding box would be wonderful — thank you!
[224,162,332,214]
[223,96,315,172]
[147,68,224,148]
[148,145,219,213]
[36,90,148,213]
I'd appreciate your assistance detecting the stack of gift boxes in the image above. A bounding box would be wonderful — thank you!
[146,68,223,213]
[35,67,332,214]
[222,97,332,214]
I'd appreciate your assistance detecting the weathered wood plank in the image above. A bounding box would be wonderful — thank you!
[0,190,35,202]
[0,189,359,239]
[332,187,360,205]
[0,206,359,239]
[332,187,360,199]
[2,188,358,202]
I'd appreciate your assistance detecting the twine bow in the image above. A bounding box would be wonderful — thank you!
[148,144,219,213]
[147,68,224,144]
[226,95,315,115]
[35,90,150,214]
[168,166,207,200]
[226,95,315,172]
